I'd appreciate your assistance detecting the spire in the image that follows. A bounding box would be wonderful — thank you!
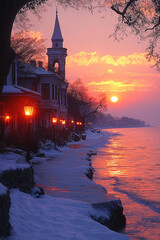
[51,9,63,48]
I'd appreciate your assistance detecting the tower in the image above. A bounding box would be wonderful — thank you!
[47,10,67,80]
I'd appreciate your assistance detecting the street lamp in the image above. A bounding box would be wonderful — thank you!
[52,117,58,124]
[24,106,34,116]
[24,105,34,162]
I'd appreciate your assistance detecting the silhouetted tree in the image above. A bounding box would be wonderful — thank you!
[110,0,160,71]
[67,79,107,124]
[11,31,46,63]
[0,0,49,94]
[1,0,159,94]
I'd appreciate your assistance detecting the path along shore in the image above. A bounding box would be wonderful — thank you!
[0,130,130,240]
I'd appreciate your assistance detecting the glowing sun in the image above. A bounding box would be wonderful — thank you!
[111,96,118,103]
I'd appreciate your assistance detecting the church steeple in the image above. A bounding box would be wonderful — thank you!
[47,10,67,80]
[51,9,63,48]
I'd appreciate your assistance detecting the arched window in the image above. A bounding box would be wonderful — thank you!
[53,61,59,73]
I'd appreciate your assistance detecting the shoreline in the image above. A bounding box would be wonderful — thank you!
[0,129,130,240]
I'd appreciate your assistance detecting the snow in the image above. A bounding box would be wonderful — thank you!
[0,152,29,174]
[6,189,129,240]
[33,131,114,203]
[2,84,41,96]
[13,85,41,95]
[2,85,23,94]
[0,183,8,195]
[0,129,129,240]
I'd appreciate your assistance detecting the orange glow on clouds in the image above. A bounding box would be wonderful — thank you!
[66,50,158,98]
[67,51,152,67]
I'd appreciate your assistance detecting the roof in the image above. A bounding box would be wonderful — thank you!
[2,85,41,97]
[2,85,23,94]
[51,10,63,42]
[17,61,62,80]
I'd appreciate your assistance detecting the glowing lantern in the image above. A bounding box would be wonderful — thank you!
[52,117,58,124]
[71,120,74,124]
[24,105,34,116]
[61,120,66,125]
[5,115,11,121]
[76,121,82,125]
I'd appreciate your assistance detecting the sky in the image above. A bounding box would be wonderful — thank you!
[23,1,160,126]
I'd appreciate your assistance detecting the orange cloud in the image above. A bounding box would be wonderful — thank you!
[66,51,99,66]
[67,51,152,67]
[88,79,154,92]
[100,52,150,66]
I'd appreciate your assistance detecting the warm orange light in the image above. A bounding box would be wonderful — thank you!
[5,115,11,121]
[76,122,82,125]
[52,117,58,123]
[24,105,34,116]
[71,120,74,124]
[111,96,118,103]
[60,120,66,125]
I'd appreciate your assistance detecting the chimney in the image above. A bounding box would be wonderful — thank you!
[38,61,43,68]
[30,60,36,67]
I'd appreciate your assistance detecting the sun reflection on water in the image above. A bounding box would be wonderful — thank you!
[92,127,160,240]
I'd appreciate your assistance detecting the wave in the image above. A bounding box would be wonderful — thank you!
[113,184,160,214]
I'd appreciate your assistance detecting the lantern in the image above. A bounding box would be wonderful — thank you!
[52,117,58,124]
[5,115,11,121]
[24,105,34,116]
[61,120,66,125]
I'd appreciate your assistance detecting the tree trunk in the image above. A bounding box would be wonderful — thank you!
[0,0,31,93]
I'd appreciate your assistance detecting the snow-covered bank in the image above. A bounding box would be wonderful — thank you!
[33,130,114,203]
[1,129,129,239]
[6,189,128,240]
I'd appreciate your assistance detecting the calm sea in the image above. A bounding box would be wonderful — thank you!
[92,127,160,240]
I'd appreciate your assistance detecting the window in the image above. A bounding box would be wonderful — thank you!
[61,91,63,105]
[54,62,59,73]
[52,84,55,100]
[32,83,37,92]
[55,85,58,101]
[64,93,67,105]
[41,83,50,100]
[58,88,60,104]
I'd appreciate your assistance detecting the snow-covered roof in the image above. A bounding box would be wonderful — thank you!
[2,85,23,94]
[18,62,53,75]
[18,61,63,80]
[13,85,41,96]
[2,84,41,97]
[52,10,63,42]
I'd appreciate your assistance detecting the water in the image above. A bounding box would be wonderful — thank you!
[92,127,160,240]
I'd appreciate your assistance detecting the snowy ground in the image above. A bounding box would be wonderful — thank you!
[1,130,130,240]
[33,130,116,203]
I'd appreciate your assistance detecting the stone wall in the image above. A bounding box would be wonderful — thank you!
[0,166,35,193]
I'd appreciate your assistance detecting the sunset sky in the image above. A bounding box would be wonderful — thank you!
[23,2,160,126]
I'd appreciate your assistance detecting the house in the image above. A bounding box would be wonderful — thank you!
[1,58,41,135]
[0,10,69,148]
[17,10,68,128]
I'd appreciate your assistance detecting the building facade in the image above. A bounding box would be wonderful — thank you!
[17,11,68,128]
